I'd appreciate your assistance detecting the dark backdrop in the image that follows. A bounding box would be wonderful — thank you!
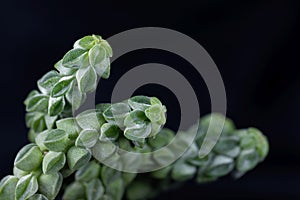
[0,0,299,199]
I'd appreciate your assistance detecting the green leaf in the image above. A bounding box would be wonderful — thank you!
[38,173,62,200]
[66,82,86,110]
[124,122,152,147]
[44,115,58,129]
[76,66,97,93]
[42,152,66,174]
[124,110,148,127]
[14,144,43,172]
[151,166,172,179]
[48,96,65,116]
[26,94,49,112]
[236,149,260,172]
[75,129,99,148]
[145,104,166,125]
[63,182,85,200]
[152,148,175,166]
[56,118,80,139]
[28,194,48,200]
[38,71,61,94]
[74,35,96,50]
[54,60,77,75]
[148,128,174,149]
[92,140,117,162]
[128,96,151,111]
[84,179,104,200]
[67,146,91,170]
[13,167,29,178]
[126,180,153,200]
[100,40,113,57]
[171,161,197,181]
[89,44,110,78]
[0,175,18,200]
[51,75,74,98]
[104,176,124,200]
[122,172,137,186]
[43,129,69,152]
[102,103,131,128]
[76,109,105,131]
[35,130,49,151]
[15,174,38,200]
[100,165,121,187]
[248,128,269,160]
[99,123,121,141]
[24,90,39,106]
[213,138,239,155]
[205,155,234,177]
[75,160,101,182]
[62,48,87,68]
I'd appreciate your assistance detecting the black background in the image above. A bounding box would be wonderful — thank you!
[0,0,299,199]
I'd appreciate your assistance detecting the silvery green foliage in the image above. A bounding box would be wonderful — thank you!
[24,35,113,142]
[0,95,167,200]
[61,113,269,200]
[0,35,269,200]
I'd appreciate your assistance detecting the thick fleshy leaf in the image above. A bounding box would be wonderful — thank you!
[89,44,110,78]
[14,144,43,172]
[28,194,48,200]
[91,140,117,162]
[62,48,87,68]
[15,174,38,200]
[152,148,175,166]
[84,179,104,200]
[236,149,260,172]
[43,129,69,152]
[62,182,85,200]
[44,115,58,129]
[213,138,239,155]
[99,123,121,141]
[75,160,101,182]
[66,82,86,110]
[148,128,174,149]
[128,96,151,111]
[38,71,61,94]
[76,66,97,93]
[42,152,66,174]
[48,96,65,116]
[56,117,80,139]
[51,75,74,98]
[151,166,172,179]
[104,176,124,200]
[126,180,153,200]
[124,110,148,128]
[171,161,197,181]
[38,173,62,200]
[26,94,49,112]
[100,40,113,57]
[122,172,137,186]
[75,129,99,148]
[0,175,18,200]
[54,60,77,75]
[24,90,39,106]
[67,146,91,170]
[102,103,131,128]
[205,155,234,177]
[248,128,269,160]
[76,109,105,131]
[124,122,152,147]
[13,167,29,178]
[74,35,96,50]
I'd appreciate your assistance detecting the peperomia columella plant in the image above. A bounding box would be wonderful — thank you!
[0,35,269,200]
